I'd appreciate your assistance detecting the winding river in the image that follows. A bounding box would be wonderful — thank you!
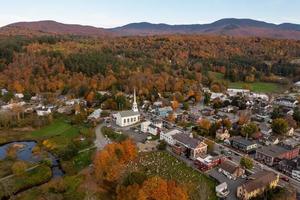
[0,141,64,177]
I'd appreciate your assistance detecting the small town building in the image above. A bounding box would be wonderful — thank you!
[231,137,257,153]
[36,107,52,116]
[218,159,245,180]
[1,89,8,96]
[273,96,298,108]
[278,159,298,176]
[87,108,102,121]
[172,133,207,160]
[236,170,279,200]
[255,145,299,166]
[140,120,163,135]
[195,154,225,171]
[160,129,182,145]
[227,89,250,97]
[216,129,230,141]
[156,106,173,117]
[116,89,140,127]
[141,121,151,133]
[14,93,24,99]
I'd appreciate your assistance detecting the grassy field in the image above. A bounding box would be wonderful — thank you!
[128,151,217,200]
[0,165,52,199]
[13,175,85,200]
[209,71,284,93]
[31,120,78,139]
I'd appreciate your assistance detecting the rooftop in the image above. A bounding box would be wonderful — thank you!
[231,136,256,146]
[173,133,203,149]
[118,110,140,117]
[164,129,182,137]
[242,170,278,193]
[219,159,240,174]
[256,145,289,158]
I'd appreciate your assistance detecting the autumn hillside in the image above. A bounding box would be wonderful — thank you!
[2,18,300,40]
[1,20,111,37]
[0,34,299,101]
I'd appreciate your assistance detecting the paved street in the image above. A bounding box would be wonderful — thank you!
[94,123,110,150]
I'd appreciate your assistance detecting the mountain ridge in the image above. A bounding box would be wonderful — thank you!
[2,18,300,40]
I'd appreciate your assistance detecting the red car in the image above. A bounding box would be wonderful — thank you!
[280,176,289,182]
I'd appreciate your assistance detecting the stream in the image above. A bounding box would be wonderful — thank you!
[0,141,64,177]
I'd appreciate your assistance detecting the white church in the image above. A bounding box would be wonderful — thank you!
[115,89,140,127]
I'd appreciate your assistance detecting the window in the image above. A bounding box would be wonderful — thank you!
[124,119,126,124]
[127,118,129,123]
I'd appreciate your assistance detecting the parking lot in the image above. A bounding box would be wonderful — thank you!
[208,168,246,200]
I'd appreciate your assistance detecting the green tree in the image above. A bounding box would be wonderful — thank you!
[293,108,300,125]
[240,156,253,170]
[241,122,259,138]
[204,92,211,105]
[157,140,167,151]
[182,102,189,110]
[272,118,289,135]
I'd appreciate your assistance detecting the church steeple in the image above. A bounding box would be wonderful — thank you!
[132,88,138,112]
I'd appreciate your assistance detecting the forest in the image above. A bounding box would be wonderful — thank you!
[0,34,300,100]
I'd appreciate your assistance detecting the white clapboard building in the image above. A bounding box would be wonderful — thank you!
[116,89,140,127]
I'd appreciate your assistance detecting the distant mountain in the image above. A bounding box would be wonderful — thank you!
[2,18,300,40]
[0,20,110,37]
[111,18,300,40]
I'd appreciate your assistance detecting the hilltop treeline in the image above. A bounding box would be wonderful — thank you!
[0,35,300,99]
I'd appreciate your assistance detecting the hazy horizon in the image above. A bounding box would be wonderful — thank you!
[1,0,300,28]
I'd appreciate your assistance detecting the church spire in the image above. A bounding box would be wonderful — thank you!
[132,88,138,112]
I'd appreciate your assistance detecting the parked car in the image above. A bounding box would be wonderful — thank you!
[280,176,289,182]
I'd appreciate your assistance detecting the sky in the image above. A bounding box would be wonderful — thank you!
[1,0,300,28]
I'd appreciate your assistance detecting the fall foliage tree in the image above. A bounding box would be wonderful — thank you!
[171,99,179,111]
[117,176,188,200]
[198,118,211,131]
[94,139,137,183]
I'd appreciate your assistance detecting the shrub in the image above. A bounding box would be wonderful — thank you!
[11,161,27,175]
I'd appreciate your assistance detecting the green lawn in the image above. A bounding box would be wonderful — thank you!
[128,151,217,200]
[228,81,281,93]
[209,71,283,93]
[31,120,77,138]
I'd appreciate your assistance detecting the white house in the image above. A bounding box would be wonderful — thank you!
[88,109,102,121]
[116,89,140,127]
[160,129,182,145]
[227,89,250,97]
[15,93,24,99]
[36,107,52,116]
[141,121,151,133]
[147,124,160,136]
[140,120,163,135]
[216,129,230,141]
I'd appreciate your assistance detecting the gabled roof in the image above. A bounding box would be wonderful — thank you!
[118,110,140,117]
[173,133,203,149]
[242,170,278,193]
[219,160,240,174]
